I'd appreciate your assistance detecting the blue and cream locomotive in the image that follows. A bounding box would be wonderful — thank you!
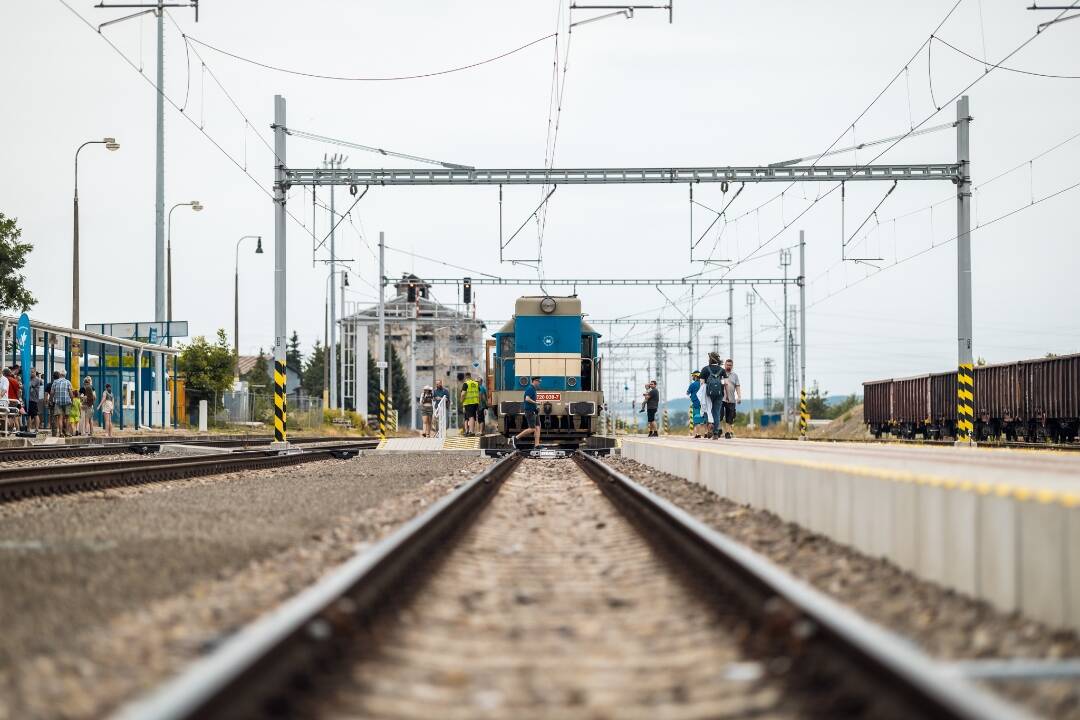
[486,295,606,448]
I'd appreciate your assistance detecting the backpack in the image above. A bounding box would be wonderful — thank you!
[705,366,724,398]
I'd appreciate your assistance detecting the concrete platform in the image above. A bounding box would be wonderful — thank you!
[622,437,1080,631]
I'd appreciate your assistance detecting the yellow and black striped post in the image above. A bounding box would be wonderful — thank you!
[378,390,386,439]
[273,359,287,442]
[957,363,974,443]
[799,388,809,438]
[688,401,695,435]
[662,408,669,435]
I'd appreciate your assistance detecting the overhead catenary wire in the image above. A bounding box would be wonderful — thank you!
[285,128,474,170]
[183,31,557,82]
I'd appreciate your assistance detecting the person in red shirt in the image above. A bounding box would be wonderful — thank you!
[5,367,18,403]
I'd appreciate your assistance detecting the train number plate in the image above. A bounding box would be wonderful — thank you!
[537,392,562,401]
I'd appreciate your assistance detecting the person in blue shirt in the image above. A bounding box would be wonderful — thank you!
[511,376,541,448]
[686,371,703,438]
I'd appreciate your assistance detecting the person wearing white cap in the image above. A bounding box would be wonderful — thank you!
[420,385,435,437]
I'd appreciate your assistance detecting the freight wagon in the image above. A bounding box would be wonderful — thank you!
[863,353,1080,442]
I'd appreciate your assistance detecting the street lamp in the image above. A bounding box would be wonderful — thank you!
[166,200,204,328]
[72,137,119,385]
[234,235,263,379]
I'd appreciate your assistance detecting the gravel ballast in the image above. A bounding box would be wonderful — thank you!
[0,451,485,720]
[605,455,1080,720]
[310,459,805,720]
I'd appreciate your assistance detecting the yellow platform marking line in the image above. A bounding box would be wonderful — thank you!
[625,439,1080,508]
[443,435,480,450]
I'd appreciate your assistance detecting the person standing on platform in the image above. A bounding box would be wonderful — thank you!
[686,371,703,438]
[51,371,73,438]
[698,351,727,439]
[511,376,541,449]
[721,358,741,439]
[99,383,115,437]
[419,385,434,437]
[80,378,96,437]
[478,378,489,434]
[0,369,9,434]
[460,372,480,436]
[643,379,660,437]
[29,369,42,432]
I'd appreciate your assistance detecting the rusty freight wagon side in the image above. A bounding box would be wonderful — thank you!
[1023,352,1080,442]
[862,379,893,437]
[891,374,931,438]
[928,371,956,438]
[974,361,1024,440]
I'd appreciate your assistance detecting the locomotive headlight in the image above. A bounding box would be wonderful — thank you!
[540,296,557,313]
[543,402,553,415]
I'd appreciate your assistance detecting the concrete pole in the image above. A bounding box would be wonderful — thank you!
[956,95,975,445]
[727,284,734,362]
[747,290,755,430]
[329,168,337,411]
[410,305,417,431]
[799,229,807,409]
[377,232,387,437]
[781,249,790,428]
[272,95,287,443]
[341,274,347,415]
[154,4,166,425]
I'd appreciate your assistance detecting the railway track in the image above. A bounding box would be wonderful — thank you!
[114,453,1027,720]
[0,435,361,463]
[0,440,378,502]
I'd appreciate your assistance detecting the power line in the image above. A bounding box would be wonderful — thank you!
[809,174,1080,308]
[933,34,1080,79]
[183,31,556,82]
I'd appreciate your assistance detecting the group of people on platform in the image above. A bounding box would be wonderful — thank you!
[417,373,488,438]
[0,366,115,438]
[686,352,741,440]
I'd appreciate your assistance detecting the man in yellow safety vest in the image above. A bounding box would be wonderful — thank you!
[460,372,481,436]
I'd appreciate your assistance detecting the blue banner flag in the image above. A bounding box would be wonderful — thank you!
[17,313,31,409]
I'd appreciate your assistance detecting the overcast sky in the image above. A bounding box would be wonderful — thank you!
[3,1,1079,398]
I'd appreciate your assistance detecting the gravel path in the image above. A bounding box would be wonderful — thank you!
[306,459,806,720]
[0,452,485,720]
[605,455,1080,720]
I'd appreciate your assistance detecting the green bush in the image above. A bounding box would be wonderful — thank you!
[322,408,371,433]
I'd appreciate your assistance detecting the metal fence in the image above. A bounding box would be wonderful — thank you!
[218,392,323,430]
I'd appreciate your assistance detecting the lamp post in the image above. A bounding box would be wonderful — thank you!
[234,235,264,379]
[166,200,204,327]
[72,137,119,385]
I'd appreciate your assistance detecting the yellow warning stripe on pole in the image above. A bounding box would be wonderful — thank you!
[273,360,287,442]
[957,363,975,441]
[378,390,386,439]
[799,388,809,437]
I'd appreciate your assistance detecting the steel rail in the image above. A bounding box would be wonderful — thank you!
[0,436,372,462]
[572,451,1031,720]
[0,442,376,502]
[111,452,521,720]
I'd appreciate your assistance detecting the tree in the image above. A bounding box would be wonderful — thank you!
[302,340,325,398]
[389,344,411,420]
[242,348,270,388]
[179,329,235,396]
[367,353,379,416]
[287,331,303,374]
[0,213,36,312]
[804,382,830,419]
